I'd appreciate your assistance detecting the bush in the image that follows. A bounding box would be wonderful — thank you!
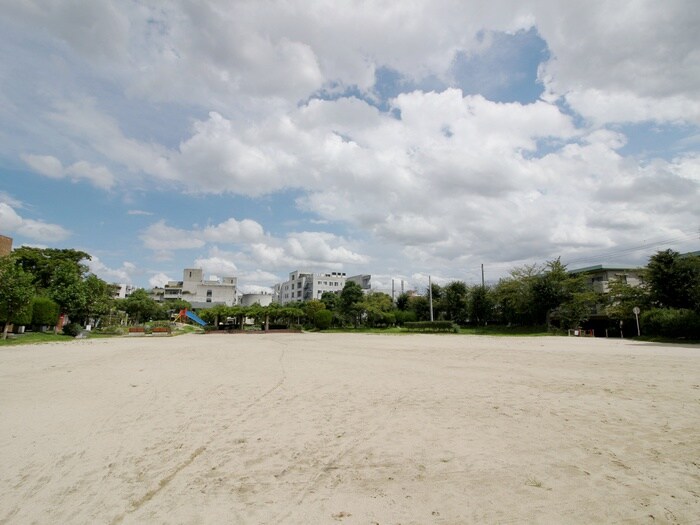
[394,310,417,326]
[641,308,700,339]
[62,322,83,337]
[31,297,60,327]
[404,321,456,332]
[314,309,333,330]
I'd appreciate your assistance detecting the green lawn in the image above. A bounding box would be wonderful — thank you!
[319,325,553,336]
[0,332,76,346]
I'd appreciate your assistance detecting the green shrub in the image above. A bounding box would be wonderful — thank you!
[62,322,83,337]
[394,310,417,326]
[404,321,456,332]
[31,297,59,327]
[641,308,700,339]
[314,309,333,330]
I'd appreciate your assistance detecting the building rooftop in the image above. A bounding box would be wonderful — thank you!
[569,264,641,274]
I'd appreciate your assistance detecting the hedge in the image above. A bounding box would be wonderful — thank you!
[404,321,457,332]
[640,308,700,339]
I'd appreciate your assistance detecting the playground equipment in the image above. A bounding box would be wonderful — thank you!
[174,309,207,326]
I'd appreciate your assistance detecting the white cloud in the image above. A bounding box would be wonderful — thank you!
[139,220,206,251]
[285,232,369,266]
[21,154,64,178]
[202,217,265,243]
[0,202,71,242]
[3,1,700,287]
[238,284,275,295]
[88,257,137,283]
[535,2,700,124]
[192,256,238,277]
[22,153,116,189]
[149,272,172,288]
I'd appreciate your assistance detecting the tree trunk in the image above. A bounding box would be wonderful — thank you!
[2,322,8,340]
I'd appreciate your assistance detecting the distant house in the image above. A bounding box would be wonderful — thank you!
[112,283,137,299]
[568,264,643,293]
[566,264,645,335]
[152,268,238,307]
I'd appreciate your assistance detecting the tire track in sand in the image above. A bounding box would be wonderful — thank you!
[109,344,287,524]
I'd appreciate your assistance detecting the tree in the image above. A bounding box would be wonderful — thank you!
[199,304,229,328]
[340,281,364,327]
[468,285,492,325]
[491,264,540,326]
[321,291,340,312]
[442,281,468,324]
[75,274,113,326]
[556,287,599,329]
[605,276,650,324]
[360,292,394,327]
[31,296,60,329]
[314,309,333,330]
[395,293,410,311]
[121,289,160,324]
[647,250,700,310]
[0,257,36,339]
[48,262,87,323]
[12,247,90,291]
[408,295,431,321]
[303,300,326,326]
[531,258,570,325]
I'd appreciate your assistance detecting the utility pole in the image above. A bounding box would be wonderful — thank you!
[429,275,434,322]
[481,263,485,288]
[391,279,395,301]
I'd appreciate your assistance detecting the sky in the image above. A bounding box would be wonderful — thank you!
[1,1,699,295]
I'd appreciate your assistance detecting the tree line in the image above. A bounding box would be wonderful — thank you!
[0,247,190,338]
[1,246,698,339]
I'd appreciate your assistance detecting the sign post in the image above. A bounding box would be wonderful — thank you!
[633,306,641,337]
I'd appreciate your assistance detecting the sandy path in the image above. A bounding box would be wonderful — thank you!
[1,333,699,524]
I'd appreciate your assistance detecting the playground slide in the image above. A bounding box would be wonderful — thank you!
[185,310,207,326]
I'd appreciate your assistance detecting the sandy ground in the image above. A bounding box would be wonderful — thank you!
[1,333,699,525]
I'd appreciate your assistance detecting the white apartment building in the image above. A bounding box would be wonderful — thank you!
[273,270,371,304]
[113,283,138,299]
[154,268,238,307]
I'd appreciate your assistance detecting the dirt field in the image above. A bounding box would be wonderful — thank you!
[1,333,699,524]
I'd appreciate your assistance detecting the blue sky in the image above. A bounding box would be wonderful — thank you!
[1,1,698,294]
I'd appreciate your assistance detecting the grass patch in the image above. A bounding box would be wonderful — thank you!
[633,335,700,345]
[318,325,554,336]
[457,325,553,337]
[320,327,407,334]
[0,331,76,346]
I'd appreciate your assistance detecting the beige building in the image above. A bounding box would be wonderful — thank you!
[0,235,12,257]
[153,268,238,307]
[569,265,643,293]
